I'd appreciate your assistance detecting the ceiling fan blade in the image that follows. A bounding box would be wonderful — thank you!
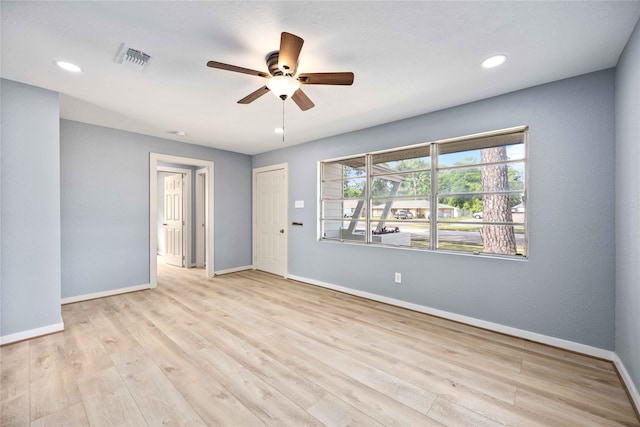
[298,72,354,85]
[278,32,304,75]
[207,61,269,78]
[291,88,314,111]
[238,86,270,104]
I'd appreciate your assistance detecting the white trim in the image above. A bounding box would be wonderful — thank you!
[613,353,640,412]
[214,265,253,276]
[61,283,152,305]
[287,273,614,360]
[0,321,65,345]
[319,125,529,164]
[252,163,288,278]
[157,166,192,269]
[150,153,215,288]
[195,168,207,268]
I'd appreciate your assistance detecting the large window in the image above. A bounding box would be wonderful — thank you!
[320,127,527,258]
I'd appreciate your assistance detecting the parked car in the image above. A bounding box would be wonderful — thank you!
[473,212,483,219]
[394,210,414,219]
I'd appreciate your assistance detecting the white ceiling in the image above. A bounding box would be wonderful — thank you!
[2,1,639,155]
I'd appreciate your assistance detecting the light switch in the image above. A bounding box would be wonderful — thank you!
[295,200,304,208]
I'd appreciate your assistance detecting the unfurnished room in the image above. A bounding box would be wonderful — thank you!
[1,1,640,425]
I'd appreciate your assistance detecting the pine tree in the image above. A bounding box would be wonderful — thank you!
[480,147,517,254]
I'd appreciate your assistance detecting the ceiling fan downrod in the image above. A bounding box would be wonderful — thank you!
[281,100,285,143]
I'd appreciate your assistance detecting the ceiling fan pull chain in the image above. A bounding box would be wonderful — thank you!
[282,100,285,143]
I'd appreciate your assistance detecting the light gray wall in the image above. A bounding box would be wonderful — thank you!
[254,70,616,350]
[615,18,640,399]
[1,79,62,336]
[61,119,252,298]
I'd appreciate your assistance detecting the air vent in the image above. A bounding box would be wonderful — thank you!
[114,43,153,71]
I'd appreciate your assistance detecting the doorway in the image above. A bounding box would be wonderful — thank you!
[253,163,288,277]
[150,153,214,288]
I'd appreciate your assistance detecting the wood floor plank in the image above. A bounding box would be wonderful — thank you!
[0,341,29,402]
[356,307,525,372]
[1,264,637,426]
[0,393,30,427]
[63,317,114,379]
[109,346,206,426]
[29,402,88,427]
[515,388,633,426]
[196,323,328,410]
[199,299,442,426]
[193,344,323,426]
[427,397,505,427]
[390,360,549,426]
[369,299,528,350]
[267,320,440,416]
[180,376,267,426]
[0,341,30,427]
[29,333,83,422]
[81,299,141,355]
[123,314,206,389]
[123,287,213,354]
[76,367,148,427]
[307,393,387,427]
[217,299,438,418]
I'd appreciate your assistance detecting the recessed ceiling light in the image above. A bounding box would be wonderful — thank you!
[481,54,507,69]
[274,128,284,134]
[174,131,187,137]
[55,61,82,73]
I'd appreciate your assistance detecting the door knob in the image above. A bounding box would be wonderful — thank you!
[280,229,285,233]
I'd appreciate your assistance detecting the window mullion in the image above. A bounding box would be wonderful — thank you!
[365,154,372,243]
[430,143,438,250]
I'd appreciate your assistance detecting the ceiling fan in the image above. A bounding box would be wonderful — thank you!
[207,32,354,111]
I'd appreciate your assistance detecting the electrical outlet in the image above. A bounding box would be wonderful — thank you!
[394,272,402,284]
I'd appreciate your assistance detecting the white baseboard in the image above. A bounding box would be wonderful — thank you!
[61,283,152,305]
[0,321,65,345]
[287,274,614,361]
[214,265,252,276]
[613,353,640,413]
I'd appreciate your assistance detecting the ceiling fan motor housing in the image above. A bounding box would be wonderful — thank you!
[267,52,296,99]
[266,51,293,76]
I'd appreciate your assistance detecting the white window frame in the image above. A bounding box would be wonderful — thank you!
[319,126,528,258]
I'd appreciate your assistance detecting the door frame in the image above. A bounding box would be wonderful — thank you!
[150,153,214,288]
[195,167,207,268]
[252,162,288,277]
[158,166,192,267]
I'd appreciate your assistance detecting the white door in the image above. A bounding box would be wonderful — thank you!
[255,167,287,276]
[164,173,184,267]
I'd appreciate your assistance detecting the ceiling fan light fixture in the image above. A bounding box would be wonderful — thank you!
[267,75,300,100]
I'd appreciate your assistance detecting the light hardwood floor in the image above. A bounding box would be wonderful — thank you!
[1,263,638,426]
